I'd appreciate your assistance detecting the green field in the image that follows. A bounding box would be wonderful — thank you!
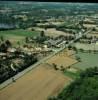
[0,29,40,46]
[64,70,80,79]
[0,29,40,37]
[72,52,98,70]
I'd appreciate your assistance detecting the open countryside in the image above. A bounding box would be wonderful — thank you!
[0,1,98,100]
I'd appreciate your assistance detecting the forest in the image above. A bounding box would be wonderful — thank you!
[49,67,98,100]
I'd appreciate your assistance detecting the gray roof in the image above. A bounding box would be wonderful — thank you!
[45,39,63,46]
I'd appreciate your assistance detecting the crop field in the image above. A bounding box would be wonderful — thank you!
[73,43,98,50]
[45,28,72,37]
[0,63,71,100]
[33,27,72,37]
[0,29,40,37]
[45,49,77,69]
[72,51,98,70]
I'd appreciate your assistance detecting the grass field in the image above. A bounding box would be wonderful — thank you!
[0,29,40,45]
[0,29,40,37]
[64,70,80,79]
[72,51,98,70]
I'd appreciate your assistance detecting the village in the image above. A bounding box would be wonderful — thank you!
[0,2,98,100]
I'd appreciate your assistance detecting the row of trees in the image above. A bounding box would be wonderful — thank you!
[0,40,12,52]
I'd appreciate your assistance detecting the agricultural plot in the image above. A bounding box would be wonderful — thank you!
[0,29,40,45]
[73,43,98,50]
[45,49,77,69]
[72,51,98,70]
[0,29,39,37]
[45,28,72,37]
[33,27,73,38]
[0,64,71,100]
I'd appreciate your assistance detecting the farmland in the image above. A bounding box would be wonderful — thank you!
[0,29,40,45]
[73,43,98,50]
[0,63,72,100]
[0,1,98,100]
[45,49,77,69]
[72,51,98,70]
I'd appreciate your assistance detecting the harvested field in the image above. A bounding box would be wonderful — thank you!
[0,64,71,100]
[87,32,98,37]
[73,43,98,50]
[33,27,72,37]
[45,49,77,69]
[83,24,97,28]
[45,28,72,37]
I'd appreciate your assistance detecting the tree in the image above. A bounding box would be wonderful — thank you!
[68,45,72,50]
[25,37,29,43]
[5,40,12,47]
[60,66,65,72]
[17,41,21,48]
[0,43,7,52]
[72,46,78,53]
[52,63,58,70]
[40,31,45,37]
[56,67,98,100]
[79,48,84,53]
[76,56,81,62]
[0,36,4,41]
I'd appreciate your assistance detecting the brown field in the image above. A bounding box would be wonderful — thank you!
[33,27,72,37]
[87,32,98,37]
[0,63,71,100]
[46,49,77,69]
[0,49,76,100]
[83,24,97,28]
[45,28,72,37]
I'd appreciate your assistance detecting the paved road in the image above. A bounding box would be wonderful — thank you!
[0,29,92,90]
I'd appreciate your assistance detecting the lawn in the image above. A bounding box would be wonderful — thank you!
[72,51,98,70]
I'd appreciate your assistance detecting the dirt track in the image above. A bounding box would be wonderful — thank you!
[0,64,71,100]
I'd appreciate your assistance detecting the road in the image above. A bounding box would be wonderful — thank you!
[0,29,92,90]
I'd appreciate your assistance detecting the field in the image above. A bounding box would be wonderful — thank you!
[0,29,40,45]
[0,49,77,100]
[72,51,98,70]
[73,43,98,50]
[33,27,73,37]
[45,49,77,69]
[0,63,71,100]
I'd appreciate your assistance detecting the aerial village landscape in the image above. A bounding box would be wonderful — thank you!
[0,1,98,100]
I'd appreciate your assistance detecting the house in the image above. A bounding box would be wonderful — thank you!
[7,48,16,53]
[44,38,63,48]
